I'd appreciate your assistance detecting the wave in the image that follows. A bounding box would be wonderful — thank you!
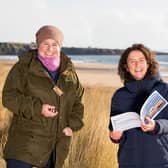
[159,61,168,65]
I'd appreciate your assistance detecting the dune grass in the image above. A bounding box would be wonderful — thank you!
[0,62,118,168]
[64,87,118,168]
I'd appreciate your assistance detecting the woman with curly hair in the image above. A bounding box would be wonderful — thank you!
[109,44,168,168]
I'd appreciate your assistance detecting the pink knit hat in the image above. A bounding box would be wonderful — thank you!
[36,25,64,46]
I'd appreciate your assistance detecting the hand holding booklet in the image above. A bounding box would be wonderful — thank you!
[111,90,168,131]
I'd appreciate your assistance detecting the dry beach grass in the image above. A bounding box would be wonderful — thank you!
[0,61,119,168]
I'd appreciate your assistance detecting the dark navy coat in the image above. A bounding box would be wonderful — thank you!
[109,76,168,168]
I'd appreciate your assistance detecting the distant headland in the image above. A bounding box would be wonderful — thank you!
[0,42,168,55]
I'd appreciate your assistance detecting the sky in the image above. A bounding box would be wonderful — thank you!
[1,0,168,51]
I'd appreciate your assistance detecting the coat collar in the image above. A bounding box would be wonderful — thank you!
[18,49,74,78]
[125,75,161,93]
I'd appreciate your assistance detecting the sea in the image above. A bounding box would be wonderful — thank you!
[0,54,168,76]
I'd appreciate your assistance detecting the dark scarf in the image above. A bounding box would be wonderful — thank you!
[125,76,162,113]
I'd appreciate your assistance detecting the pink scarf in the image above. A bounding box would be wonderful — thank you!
[38,55,60,71]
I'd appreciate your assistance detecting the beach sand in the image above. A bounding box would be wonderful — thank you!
[0,60,123,88]
[0,61,168,88]
[74,63,168,88]
[74,63,123,88]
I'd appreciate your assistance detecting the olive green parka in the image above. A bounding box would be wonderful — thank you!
[2,50,84,168]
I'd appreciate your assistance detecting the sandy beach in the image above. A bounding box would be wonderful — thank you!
[0,60,168,88]
[0,60,123,88]
[76,63,168,87]
[74,63,123,88]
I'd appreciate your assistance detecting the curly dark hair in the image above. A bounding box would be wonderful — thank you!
[118,43,159,82]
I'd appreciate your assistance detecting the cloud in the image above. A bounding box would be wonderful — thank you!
[0,0,168,50]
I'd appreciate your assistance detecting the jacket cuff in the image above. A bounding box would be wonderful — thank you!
[148,121,160,135]
[110,136,120,143]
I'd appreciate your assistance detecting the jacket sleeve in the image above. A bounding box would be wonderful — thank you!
[109,91,123,130]
[148,82,168,135]
[149,90,168,135]
[109,92,125,143]
[2,63,42,119]
[68,73,84,131]
[152,119,168,135]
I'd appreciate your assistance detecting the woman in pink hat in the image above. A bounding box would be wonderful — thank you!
[2,25,84,168]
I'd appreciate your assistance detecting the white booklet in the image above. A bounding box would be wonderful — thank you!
[111,90,168,131]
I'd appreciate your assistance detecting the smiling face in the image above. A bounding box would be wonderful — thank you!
[38,38,60,57]
[126,50,149,80]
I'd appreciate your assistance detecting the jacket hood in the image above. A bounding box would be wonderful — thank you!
[18,49,37,63]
